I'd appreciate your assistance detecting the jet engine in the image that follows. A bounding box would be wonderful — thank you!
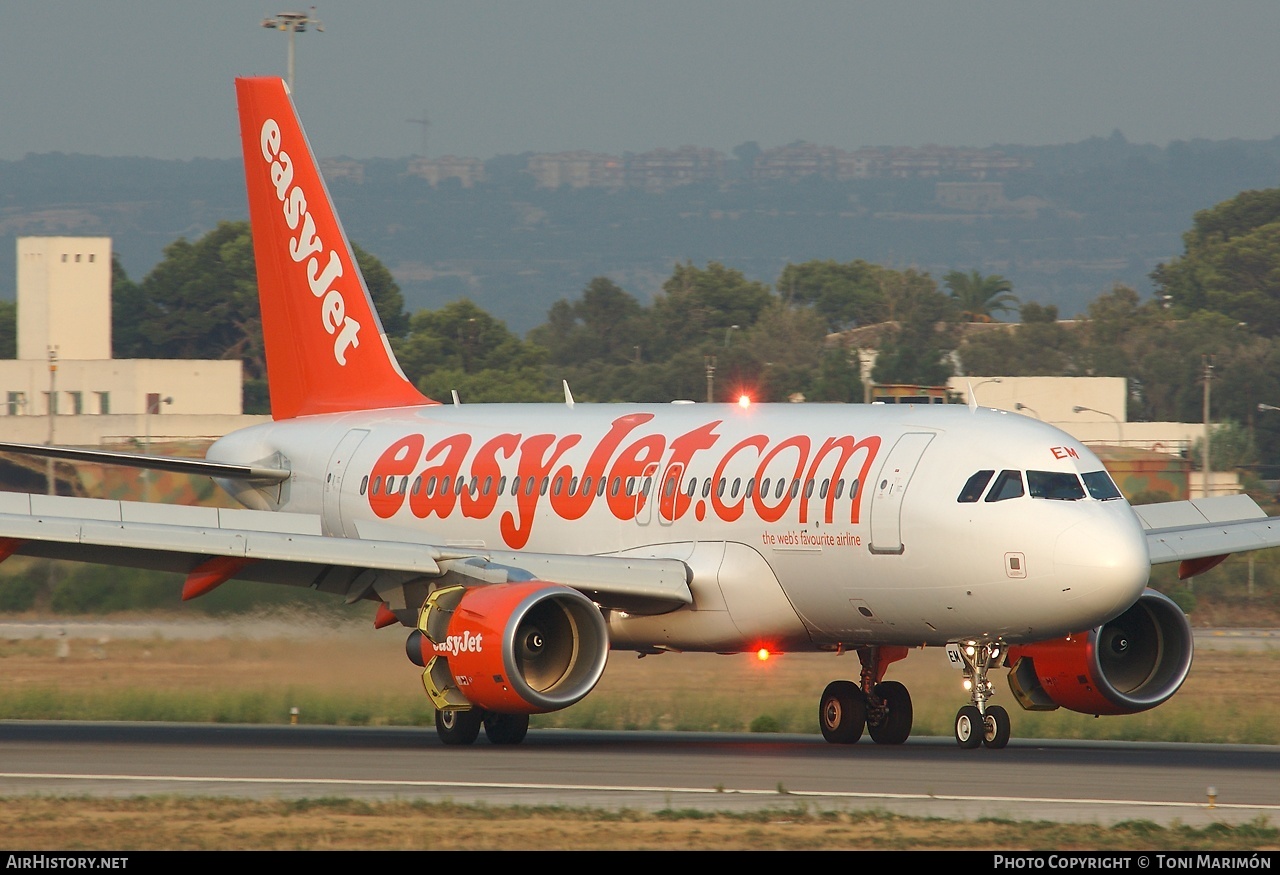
[1005,589,1194,716]
[406,581,609,715]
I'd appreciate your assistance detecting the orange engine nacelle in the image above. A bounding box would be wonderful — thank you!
[1005,589,1194,716]
[406,582,609,715]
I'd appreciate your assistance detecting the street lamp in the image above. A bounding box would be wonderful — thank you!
[970,378,1001,403]
[1260,404,1280,413]
[1014,402,1040,419]
[144,394,173,502]
[1072,405,1123,445]
[724,324,740,348]
[261,8,323,92]
[46,346,57,495]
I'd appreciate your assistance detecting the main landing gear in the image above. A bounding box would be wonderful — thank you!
[436,708,530,746]
[949,641,1011,750]
[818,645,913,745]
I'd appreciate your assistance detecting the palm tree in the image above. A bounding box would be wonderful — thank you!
[944,269,1019,322]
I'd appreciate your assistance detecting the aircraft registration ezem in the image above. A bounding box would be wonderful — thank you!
[3,76,1280,748]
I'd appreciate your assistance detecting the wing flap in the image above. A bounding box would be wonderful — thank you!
[435,551,693,615]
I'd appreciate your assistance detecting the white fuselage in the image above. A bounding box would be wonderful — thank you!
[207,402,1151,653]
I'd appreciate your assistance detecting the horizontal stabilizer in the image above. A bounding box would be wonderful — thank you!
[0,441,290,483]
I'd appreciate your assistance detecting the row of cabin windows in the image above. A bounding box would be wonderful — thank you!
[957,468,1122,503]
[360,471,861,503]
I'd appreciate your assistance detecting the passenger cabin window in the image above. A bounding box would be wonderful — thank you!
[1082,470,1123,500]
[958,470,995,503]
[1027,470,1086,501]
[984,469,1024,502]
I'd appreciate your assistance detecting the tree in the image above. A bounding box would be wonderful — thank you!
[1152,187,1280,336]
[393,299,556,402]
[870,270,956,387]
[650,261,773,355]
[957,302,1081,377]
[119,221,258,365]
[528,277,646,367]
[109,255,147,359]
[352,242,411,338]
[775,259,889,331]
[0,299,14,359]
[943,269,1019,323]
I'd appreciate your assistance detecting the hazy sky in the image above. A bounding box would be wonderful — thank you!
[3,1,1280,162]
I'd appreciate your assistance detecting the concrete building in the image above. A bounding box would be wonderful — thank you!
[950,375,1235,499]
[4,236,268,449]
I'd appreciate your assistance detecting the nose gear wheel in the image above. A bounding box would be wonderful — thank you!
[950,640,1011,749]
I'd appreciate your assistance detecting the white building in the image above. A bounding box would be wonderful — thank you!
[3,237,268,448]
[951,375,1235,498]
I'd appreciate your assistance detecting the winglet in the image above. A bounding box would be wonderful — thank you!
[235,77,432,420]
[966,380,978,412]
[563,380,575,408]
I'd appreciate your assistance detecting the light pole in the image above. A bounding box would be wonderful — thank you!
[724,324,740,348]
[1202,355,1214,498]
[1072,405,1123,445]
[970,378,1001,404]
[1014,402,1040,419]
[144,394,173,501]
[704,355,716,403]
[45,347,57,495]
[261,8,323,92]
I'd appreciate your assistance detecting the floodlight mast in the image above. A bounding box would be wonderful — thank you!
[261,8,323,92]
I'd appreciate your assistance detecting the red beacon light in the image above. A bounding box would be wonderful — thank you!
[738,394,751,408]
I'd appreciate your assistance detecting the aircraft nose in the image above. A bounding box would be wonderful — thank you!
[1053,508,1150,619]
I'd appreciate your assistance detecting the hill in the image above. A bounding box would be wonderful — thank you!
[2,133,1280,332]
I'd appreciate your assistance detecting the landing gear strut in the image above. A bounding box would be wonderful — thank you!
[818,646,914,745]
[949,641,1011,749]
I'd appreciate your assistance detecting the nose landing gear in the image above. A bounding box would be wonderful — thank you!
[948,641,1011,749]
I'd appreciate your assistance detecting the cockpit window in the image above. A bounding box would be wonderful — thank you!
[1027,470,1086,501]
[984,469,1024,502]
[1082,470,1123,500]
[958,470,995,503]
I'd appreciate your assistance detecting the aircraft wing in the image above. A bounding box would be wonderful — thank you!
[0,492,692,616]
[1138,493,1280,567]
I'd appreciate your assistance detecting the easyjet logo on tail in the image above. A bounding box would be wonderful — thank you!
[258,118,362,366]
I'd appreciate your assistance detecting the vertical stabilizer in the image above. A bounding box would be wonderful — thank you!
[235,77,432,419]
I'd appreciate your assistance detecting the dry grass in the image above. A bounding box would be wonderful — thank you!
[1,797,1277,851]
[2,614,1279,742]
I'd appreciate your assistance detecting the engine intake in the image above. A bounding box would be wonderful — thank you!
[1006,588,1194,716]
[407,581,609,715]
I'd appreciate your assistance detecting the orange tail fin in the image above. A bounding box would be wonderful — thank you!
[235,76,432,420]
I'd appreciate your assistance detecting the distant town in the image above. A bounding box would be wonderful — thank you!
[323,142,1033,193]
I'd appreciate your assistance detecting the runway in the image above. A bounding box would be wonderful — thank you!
[1,721,1278,827]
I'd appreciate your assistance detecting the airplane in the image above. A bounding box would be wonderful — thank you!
[1,75,1278,750]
